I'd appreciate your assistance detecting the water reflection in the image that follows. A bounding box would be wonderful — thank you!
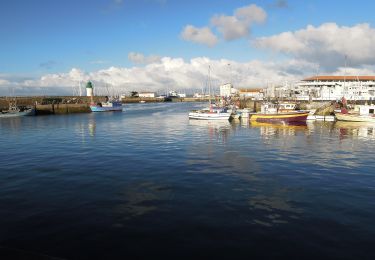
[114,182,171,223]
[250,121,310,137]
[188,119,232,143]
[88,118,96,137]
[335,121,375,140]
[0,117,23,134]
[248,194,303,227]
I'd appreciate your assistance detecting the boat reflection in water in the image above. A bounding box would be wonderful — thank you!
[334,121,375,140]
[249,121,309,137]
[188,119,232,143]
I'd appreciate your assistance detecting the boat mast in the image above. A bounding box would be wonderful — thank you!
[208,65,212,111]
[79,80,82,96]
[343,55,347,100]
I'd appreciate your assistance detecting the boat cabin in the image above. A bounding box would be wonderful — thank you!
[356,104,375,116]
[260,102,297,114]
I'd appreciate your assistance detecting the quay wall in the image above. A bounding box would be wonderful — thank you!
[121,97,210,103]
[1,96,372,115]
[35,104,91,115]
[1,96,108,114]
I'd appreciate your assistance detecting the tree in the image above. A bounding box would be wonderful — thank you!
[130,91,139,97]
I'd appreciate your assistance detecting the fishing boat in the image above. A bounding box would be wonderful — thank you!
[335,104,375,122]
[0,100,35,118]
[188,66,231,121]
[90,98,123,112]
[0,106,35,118]
[249,102,309,123]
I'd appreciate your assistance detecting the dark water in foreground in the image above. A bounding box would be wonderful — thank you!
[0,102,374,259]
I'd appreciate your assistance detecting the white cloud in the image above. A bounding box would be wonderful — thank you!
[253,23,375,69]
[1,56,374,96]
[181,4,266,45]
[235,4,267,25]
[0,79,10,85]
[180,25,218,47]
[211,15,249,41]
[128,52,162,64]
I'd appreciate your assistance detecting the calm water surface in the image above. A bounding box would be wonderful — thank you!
[0,102,374,259]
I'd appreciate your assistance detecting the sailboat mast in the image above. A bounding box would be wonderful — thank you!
[343,55,347,99]
[79,81,82,96]
[208,65,213,112]
[208,65,211,104]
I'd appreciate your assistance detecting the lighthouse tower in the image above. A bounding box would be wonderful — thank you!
[86,81,93,97]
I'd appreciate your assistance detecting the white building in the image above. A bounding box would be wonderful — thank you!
[220,83,238,97]
[167,90,186,98]
[264,76,375,101]
[239,88,264,100]
[139,92,156,98]
[263,83,294,100]
[295,76,375,101]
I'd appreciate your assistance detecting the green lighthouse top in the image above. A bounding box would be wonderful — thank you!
[86,81,93,89]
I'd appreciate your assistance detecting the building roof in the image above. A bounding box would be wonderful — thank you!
[239,88,263,92]
[303,76,375,81]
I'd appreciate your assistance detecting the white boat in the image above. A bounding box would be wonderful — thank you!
[335,104,375,122]
[188,66,231,121]
[90,100,123,112]
[189,105,231,120]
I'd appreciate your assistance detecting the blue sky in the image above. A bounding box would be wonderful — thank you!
[1,0,375,94]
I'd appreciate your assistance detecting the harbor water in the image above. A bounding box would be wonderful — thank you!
[0,102,374,259]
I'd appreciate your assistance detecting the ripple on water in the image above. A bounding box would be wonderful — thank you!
[0,103,375,258]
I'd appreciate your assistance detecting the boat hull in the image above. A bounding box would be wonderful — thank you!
[0,109,35,118]
[90,104,123,112]
[188,111,231,120]
[335,113,375,122]
[250,112,309,122]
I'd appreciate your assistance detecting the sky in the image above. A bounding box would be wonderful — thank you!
[1,0,375,95]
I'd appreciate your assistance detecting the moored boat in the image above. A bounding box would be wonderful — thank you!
[0,107,35,118]
[0,102,35,118]
[249,102,308,123]
[335,104,375,122]
[90,100,123,112]
[250,111,309,122]
[86,81,123,112]
[188,106,231,120]
[188,66,231,121]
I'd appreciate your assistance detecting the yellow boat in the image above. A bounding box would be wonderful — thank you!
[249,102,309,123]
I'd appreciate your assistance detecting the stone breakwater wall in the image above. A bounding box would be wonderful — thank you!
[35,104,91,115]
[0,96,104,114]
